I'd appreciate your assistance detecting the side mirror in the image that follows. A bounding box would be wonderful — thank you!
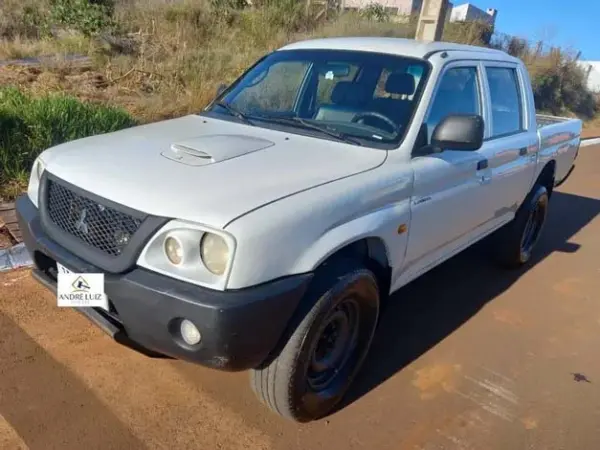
[216,83,227,97]
[431,114,484,151]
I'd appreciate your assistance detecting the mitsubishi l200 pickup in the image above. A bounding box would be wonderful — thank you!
[16,37,581,422]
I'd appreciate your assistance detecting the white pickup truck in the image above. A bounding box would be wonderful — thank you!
[17,37,581,422]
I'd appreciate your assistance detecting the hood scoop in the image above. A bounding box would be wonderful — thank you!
[161,134,275,166]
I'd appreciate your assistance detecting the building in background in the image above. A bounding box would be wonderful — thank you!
[578,61,600,93]
[341,1,498,28]
[449,3,497,27]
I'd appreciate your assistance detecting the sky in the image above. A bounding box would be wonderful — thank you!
[472,0,600,60]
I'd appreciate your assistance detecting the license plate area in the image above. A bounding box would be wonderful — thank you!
[51,258,121,323]
[56,262,75,276]
[55,262,109,311]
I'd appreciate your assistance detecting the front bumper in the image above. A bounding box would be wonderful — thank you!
[16,194,312,371]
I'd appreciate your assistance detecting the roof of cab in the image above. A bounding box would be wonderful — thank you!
[279,37,519,63]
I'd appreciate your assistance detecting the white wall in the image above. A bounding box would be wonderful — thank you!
[450,3,470,21]
[450,3,497,26]
[578,61,600,93]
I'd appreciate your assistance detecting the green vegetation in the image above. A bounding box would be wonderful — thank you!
[48,0,117,36]
[0,87,136,199]
[0,0,598,200]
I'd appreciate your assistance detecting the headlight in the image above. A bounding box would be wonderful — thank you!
[27,156,46,207]
[137,220,236,290]
[200,233,229,275]
[164,236,184,265]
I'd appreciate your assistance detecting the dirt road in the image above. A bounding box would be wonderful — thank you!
[2,147,600,450]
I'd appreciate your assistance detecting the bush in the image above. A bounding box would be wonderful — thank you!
[490,35,598,118]
[210,0,248,10]
[0,2,50,39]
[443,20,493,46]
[532,64,597,119]
[49,0,116,36]
[0,87,136,197]
[360,3,391,23]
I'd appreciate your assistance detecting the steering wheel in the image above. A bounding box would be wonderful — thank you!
[351,111,399,134]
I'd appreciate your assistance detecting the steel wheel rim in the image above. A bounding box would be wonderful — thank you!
[521,199,545,255]
[307,298,360,392]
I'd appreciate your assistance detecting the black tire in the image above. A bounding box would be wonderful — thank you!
[250,260,380,422]
[491,184,549,268]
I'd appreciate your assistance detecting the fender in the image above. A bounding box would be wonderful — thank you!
[224,164,414,290]
[290,198,412,283]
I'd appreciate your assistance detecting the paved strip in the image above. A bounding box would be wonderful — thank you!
[581,137,600,147]
[0,244,32,273]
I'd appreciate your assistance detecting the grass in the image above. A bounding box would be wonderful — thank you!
[1,1,596,122]
[0,87,136,200]
[0,34,92,60]
[0,0,598,200]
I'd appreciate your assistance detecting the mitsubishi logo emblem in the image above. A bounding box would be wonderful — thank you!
[74,208,89,234]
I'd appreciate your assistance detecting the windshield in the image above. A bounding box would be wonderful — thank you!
[204,49,431,148]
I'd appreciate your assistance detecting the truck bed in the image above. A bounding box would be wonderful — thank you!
[536,114,582,185]
[536,113,576,128]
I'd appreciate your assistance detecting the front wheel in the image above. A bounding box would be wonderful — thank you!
[491,184,549,268]
[250,262,380,422]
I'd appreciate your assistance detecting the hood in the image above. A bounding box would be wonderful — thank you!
[41,115,387,228]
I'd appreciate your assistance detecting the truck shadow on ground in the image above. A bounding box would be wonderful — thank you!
[0,312,145,450]
[340,190,600,410]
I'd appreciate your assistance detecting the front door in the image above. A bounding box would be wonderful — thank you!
[399,63,492,285]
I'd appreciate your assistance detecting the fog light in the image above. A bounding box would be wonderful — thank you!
[180,319,201,346]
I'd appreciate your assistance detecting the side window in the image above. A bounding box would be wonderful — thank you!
[426,67,481,138]
[486,67,524,137]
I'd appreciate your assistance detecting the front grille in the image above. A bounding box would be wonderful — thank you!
[46,179,142,257]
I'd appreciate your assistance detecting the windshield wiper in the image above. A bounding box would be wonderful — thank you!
[214,101,254,126]
[258,116,362,146]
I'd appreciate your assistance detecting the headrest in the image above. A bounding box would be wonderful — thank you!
[331,81,369,107]
[385,73,416,95]
[331,82,352,104]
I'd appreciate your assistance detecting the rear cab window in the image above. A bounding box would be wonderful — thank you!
[485,66,525,137]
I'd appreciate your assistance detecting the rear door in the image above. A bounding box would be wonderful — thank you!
[478,62,539,217]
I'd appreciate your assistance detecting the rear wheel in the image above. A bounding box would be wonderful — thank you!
[250,261,379,422]
[491,184,549,268]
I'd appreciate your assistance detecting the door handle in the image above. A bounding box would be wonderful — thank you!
[477,159,488,170]
[519,147,528,156]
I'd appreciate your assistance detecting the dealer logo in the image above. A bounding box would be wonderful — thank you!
[71,276,91,293]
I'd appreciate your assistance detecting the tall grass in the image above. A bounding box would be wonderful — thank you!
[0,87,136,199]
[1,1,596,121]
[103,1,598,121]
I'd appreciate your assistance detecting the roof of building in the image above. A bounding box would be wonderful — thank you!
[279,37,516,61]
